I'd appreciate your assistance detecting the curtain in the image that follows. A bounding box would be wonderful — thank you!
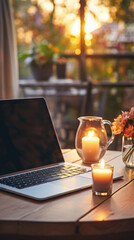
[0,0,18,99]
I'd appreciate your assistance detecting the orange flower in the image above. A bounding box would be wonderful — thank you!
[112,107,134,138]
[53,47,59,53]
[124,124,134,138]
[112,114,125,135]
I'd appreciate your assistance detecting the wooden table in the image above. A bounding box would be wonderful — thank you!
[0,149,134,240]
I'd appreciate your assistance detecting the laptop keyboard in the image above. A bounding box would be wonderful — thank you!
[0,164,88,189]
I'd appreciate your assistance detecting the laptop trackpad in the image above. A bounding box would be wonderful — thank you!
[47,176,92,197]
[55,175,92,189]
[22,176,92,200]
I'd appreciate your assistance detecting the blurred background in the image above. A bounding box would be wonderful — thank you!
[9,0,134,149]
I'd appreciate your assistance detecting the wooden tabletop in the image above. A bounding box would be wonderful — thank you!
[0,149,134,240]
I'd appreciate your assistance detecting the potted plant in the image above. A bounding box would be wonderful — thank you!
[19,41,59,81]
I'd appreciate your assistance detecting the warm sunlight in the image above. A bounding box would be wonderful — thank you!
[98,6,111,22]
[37,0,53,12]
[37,0,111,46]
[71,15,99,37]
[71,14,100,48]
[16,0,112,49]
[85,14,100,34]
[84,15,99,46]
[75,48,81,55]
[71,18,80,36]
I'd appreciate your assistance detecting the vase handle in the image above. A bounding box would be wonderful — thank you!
[103,120,115,147]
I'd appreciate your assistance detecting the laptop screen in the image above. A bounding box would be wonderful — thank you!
[0,98,64,176]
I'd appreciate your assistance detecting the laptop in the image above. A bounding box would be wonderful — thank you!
[0,98,93,200]
[0,98,123,201]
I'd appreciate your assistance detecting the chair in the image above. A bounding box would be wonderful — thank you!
[19,79,93,148]
[54,81,93,148]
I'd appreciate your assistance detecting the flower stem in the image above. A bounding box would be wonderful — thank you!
[123,145,134,162]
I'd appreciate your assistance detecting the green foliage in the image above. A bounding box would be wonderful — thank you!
[12,0,70,50]
[19,41,59,65]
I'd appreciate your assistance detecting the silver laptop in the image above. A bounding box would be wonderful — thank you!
[0,98,94,200]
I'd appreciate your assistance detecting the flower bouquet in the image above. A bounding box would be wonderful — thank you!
[112,107,134,167]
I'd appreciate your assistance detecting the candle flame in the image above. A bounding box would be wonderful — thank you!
[88,131,94,137]
[101,159,105,168]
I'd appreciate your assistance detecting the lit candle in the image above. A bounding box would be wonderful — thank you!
[91,159,114,196]
[82,130,100,163]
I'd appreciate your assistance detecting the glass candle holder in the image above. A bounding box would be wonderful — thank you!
[91,160,114,196]
[75,116,114,164]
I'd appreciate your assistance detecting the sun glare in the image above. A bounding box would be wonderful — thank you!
[75,49,81,55]
[86,22,98,33]
[85,33,92,40]
[85,15,99,34]
[71,15,99,48]
[17,0,111,49]
[98,6,111,22]
[71,15,99,38]
[37,0,53,12]
[71,18,80,36]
